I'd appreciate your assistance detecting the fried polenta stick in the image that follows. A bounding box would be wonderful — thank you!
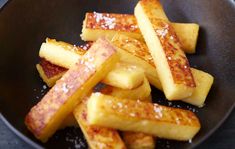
[135,0,196,100]
[81,12,199,53]
[87,93,201,141]
[25,37,119,142]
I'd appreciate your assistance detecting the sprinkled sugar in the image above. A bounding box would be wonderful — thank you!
[130,113,136,117]
[155,28,169,38]
[94,12,116,30]
[153,104,163,118]
[62,83,69,93]
[43,85,47,89]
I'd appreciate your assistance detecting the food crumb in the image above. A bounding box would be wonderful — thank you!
[168,101,172,106]
[63,128,87,149]
[43,85,47,89]
[166,140,170,148]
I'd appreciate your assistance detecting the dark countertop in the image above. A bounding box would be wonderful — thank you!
[0,109,234,149]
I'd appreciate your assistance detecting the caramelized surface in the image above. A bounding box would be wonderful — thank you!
[135,0,197,99]
[136,0,195,87]
[36,63,65,87]
[112,35,155,67]
[25,38,119,142]
[152,19,195,87]
[39,58,67,78]
[86,12,139,33]
[138,0,168,20]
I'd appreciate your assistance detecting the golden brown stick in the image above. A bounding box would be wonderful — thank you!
[25,37,119,142]
[81,12,199,53]
[87,93,201,141]
[135,0,196,100]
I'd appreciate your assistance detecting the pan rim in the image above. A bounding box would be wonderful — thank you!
[0,0,10,12]
[0,114,44,149]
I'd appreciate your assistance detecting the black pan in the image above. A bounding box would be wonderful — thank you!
[0,0,234,149]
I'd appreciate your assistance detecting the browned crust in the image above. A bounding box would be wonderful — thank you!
[39,58,67,78]
[137,0,195,87]
[138,0,168,21]
[100,85,113,95]
[79,41,93,51]
[112,35,155,67]
[139,0,165,15]
[26,62,97,137]
[85,12,139,33]
[36,63,65,87]
[25,38,117,139]
[151,19,196,87]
